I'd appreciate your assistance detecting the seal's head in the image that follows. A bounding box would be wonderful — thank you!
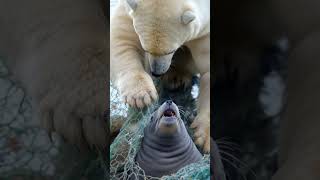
[151,100,182,136]
[136,100,203,177]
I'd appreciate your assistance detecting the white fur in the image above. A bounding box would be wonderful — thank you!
[259,71,285,117]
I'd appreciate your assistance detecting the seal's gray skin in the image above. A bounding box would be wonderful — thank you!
[135,100,202,178]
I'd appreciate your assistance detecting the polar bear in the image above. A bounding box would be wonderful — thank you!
[110,0,210,152]
[0,0,108,150]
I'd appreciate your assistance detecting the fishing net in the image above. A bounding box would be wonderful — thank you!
[109,80,210,180]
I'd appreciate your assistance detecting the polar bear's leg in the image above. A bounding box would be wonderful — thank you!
[0,0,109,151]
[186,35,211,153]
[191,72,210,153]
[110,5,158,108]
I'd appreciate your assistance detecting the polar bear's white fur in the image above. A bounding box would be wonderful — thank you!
[0,0,108,150]
[110,0,210,152]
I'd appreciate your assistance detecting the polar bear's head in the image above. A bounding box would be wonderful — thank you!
[125,0,201,76]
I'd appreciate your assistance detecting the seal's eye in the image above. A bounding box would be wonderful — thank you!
[163,109,176,117]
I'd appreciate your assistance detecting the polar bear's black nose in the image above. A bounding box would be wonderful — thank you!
[151,72,162,77]
[148,52,174,76]
[150,61,168,76]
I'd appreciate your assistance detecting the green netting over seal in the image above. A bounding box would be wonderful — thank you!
[109,82,210,180]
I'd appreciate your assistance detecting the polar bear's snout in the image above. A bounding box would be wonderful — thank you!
[148,52,174,76]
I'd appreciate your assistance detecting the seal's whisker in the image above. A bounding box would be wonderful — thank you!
[178,110,188,116]
[216,143,241,151]
[176,105,186,110]
[178,111,185,115]
[221,151,257,179]
[216,141,241,150]
[179,112,187,117]
[221,157,247,180]
[179,111,186,116]
[220,151,246,168]
[179,112,186,116]
[178,109,187,115]
[218,145,237,152]
[177,108,187,114]
[216,139,240,146]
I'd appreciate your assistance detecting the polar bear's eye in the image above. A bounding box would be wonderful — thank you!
[143,48,176,56]
[164,49,177,55]
[181,10,196,25]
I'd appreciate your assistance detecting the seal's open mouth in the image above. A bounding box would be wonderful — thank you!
[161,108,177,126]
[163,109,176,117]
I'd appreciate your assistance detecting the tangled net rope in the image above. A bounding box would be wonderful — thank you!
[109,81,210,180]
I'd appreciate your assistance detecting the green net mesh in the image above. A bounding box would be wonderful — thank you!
[109,81,210,180]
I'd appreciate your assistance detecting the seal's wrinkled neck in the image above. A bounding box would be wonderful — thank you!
[154,118,184,136]
[145,118,190,150]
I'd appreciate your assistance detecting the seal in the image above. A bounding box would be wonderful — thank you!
[135,100,203,178]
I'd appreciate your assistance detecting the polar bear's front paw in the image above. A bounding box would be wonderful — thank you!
[119,72,158,108]
[191,113,210,153]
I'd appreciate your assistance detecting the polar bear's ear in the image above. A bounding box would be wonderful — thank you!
[126,0,137,11]
[181,10,196,25]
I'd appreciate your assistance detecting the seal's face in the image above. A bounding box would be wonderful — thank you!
[137,100,203,178]
[153,100,181,135]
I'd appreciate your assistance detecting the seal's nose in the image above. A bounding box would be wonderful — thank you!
[166,100,173,105]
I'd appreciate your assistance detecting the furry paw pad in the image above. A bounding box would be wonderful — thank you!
[119,72,158,108]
